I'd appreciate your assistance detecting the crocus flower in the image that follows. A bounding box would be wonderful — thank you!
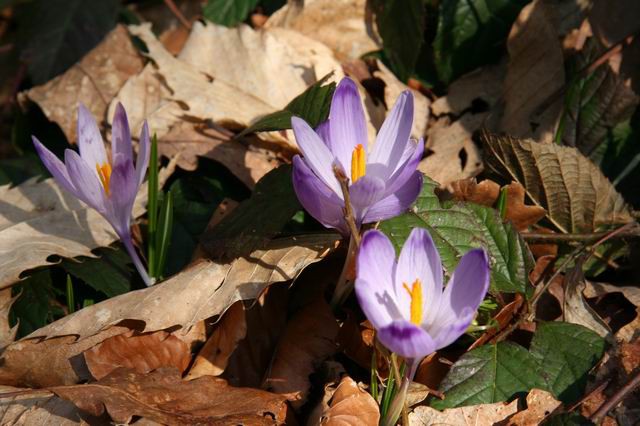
[355,228,490,360]
[32,103,152,286]
[291,77,424,235]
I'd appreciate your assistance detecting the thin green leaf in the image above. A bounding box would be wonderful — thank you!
[497,186,508,219]
[155,189,174,280]
[203,0,259,27]
[65,275,74,314]
[60,247,133,298]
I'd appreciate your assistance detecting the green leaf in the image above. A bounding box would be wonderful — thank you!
[529,322,606,404]
[372,0,425,81]
[17,0,119,84]
[155,189,174,279]
[238,74,336,137]
[431,342,545,409]
[60,247,133,298]
[201,165,303,259]
[379,177,534,295]
[203,0,259,27]
[433,0,530,84]
[10,270,61,337]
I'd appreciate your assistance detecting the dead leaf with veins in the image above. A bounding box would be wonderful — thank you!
[409,398,519,425]
[318,376,380,426]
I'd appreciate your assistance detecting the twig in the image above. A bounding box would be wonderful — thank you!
[591,368,640,423]
[522,226,640,243]
[163,0,192,30]
[334,165,361,246]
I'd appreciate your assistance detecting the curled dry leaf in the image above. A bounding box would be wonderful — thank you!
[319,376,379,426]
[450,178,500,206]
[408,398,519,426]
[0,289,18,352]
[264,299,339,407]
[84,330,191,380]
[47,367,288,425]
[482,132,633,233]
[0,235,337,387]
[187,301,247,379]
[501,388,562,425]
[19,25,144,143]
[584,281,640,307]
[469,294,525,351]
[500,0,565,142]
[0,385,86,425]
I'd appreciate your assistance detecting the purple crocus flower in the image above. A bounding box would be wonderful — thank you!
[32,103,152,286]
[291,77,424,235]
[355,228,490,360]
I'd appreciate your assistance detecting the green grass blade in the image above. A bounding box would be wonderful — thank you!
[155,189,174,280]
[148,134,159,277]
[65,274,74,314]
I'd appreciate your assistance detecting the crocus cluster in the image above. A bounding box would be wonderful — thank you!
[355,228,490,360]
[33,104,152,286]
[291,77,424,235]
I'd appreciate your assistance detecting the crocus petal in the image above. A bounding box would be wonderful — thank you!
[362,171,422,223]
[108,157,137,237]
[328,78,368,175]
[431,248,490,349]
[292,155,348,235]
[394,227,444,326]
[32,136,77,196]
[349,175,385,223]
[369,91,413,169]
[356,230,396,300]
[315,119,331,147]
[385,138,424,195]
[77,103,108,168]
[135,120,151,187]
[111,103,133,166]
[291,117,342,196]
[64,149,106,213]
[377,319,436,359]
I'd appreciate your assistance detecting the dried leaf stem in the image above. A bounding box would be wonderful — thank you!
[522,225,640,243]
[163,0,192,30]
[591,368,640,423]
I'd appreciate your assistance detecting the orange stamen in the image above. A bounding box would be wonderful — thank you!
[96,162,112,195]
[402,279,423,325]
[350,144,366,183]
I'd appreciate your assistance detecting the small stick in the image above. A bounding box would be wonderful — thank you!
[591,368,640,423]
[522,225,640,243]
[163,0,192,30]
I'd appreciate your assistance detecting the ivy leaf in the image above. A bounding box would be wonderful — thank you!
[380,177,534,295]
[202,0,259,27]
[529,322,606,404]
[238,74,336,137]
[433,0,529,84]
[371,0,425,82]
[430,342,545,409]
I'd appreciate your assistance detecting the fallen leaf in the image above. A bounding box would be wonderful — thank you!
[502,388,562,425]
[336,315,378,371]
[264,299,339,407]
[0,235,337,387]
[502,182,547,231]
[0,288,17,352]
[499,0,565,142]
[469,294,525,350]
[48,367,288,425]
[482,132,634,233]
[84,330,191,380]
[0,385,87,425]
[186,301,247,379]
[266,0,380,61]
[584,281,640,307]
[319,376,379,426]
[414,352,453,392]
[450,178,501,206]
[408,398,519,425]
[19,25,144,143]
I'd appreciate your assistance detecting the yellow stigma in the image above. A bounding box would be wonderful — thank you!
[402,279,423,326]
[350,144,366,183]
[95,162,112,196]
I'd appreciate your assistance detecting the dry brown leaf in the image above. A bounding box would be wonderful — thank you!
[48,367,288,425]
[409,398,519,426]
[19,25,144,143]
[187,301,247,379]
[450,178,501,206]
[264,299,339,407]
[0,385,87,425]
[502,389,562,425]
[414,352,452,392]
[419,113,484,187]
[469,294,525,351]
[503,182,547,231]
[336,315,378,371]
[266,0,379,61]
[319,376,380,426]
[84,330,191,380]
[0,166,170,290]
[0,288,17,352]
[584,281,640,308]
[0,235,336,387]
[159,121,281,188]
[500,0,565,142]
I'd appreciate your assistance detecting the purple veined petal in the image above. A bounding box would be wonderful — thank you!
[377,319,436,359]
[349,175,385,224]
[430,248,490,349]
[32,136,77,196]
[394,227,444,327]
[355,278,403,330]
[135,120,151,188]
[328,78,368,177]
[107,157,137,237]
[292,155,348,235]
[362,171,422,224]
[64,149,107,213]
[111,103,133,166]
[315,119,331,147]
[77,103,108,169]
[291,117,342,196]
[369,91,414,170]
[385,138,424,195]
[356,230,397,302]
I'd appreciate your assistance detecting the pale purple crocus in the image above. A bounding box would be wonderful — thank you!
[32,103,152,286]
[291,77,424,235]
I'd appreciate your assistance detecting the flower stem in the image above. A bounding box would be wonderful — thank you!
[122,235,154,287]
[383,358,418,426]
[330,233,358,310]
